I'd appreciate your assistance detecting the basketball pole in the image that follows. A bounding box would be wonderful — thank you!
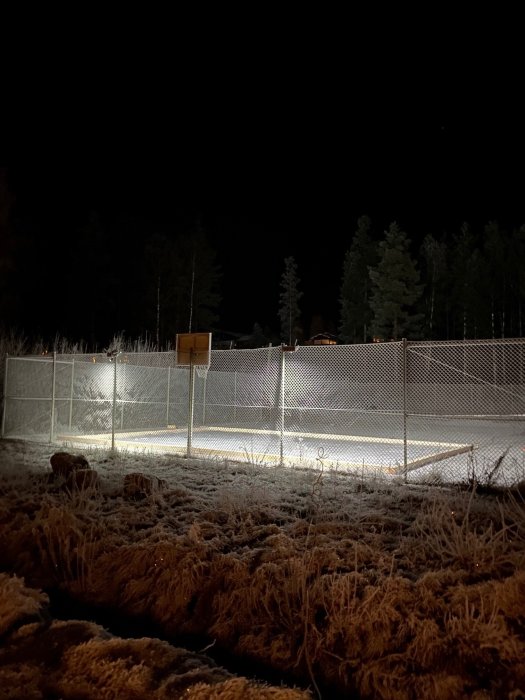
[176,332,211,460]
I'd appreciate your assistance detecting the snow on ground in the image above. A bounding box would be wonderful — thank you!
[1,437,525,699]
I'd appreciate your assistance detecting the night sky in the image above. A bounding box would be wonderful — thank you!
[3,24,525,343]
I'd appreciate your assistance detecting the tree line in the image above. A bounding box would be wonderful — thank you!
[279,216,525,345]
[1,168,524,347]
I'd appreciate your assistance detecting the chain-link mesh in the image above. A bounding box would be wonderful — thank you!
[2,357,55,438]
[2,339,524,486]
[279,342,405,468]
[406,338,525,485]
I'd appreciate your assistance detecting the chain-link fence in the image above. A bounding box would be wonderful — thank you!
[2,339,524,485]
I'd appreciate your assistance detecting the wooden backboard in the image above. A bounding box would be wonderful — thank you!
[175,332,212,366]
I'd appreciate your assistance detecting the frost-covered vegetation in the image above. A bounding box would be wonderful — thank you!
[0,330,156,413]
[0,438,524,699]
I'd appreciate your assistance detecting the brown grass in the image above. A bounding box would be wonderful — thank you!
[1,439,525,698]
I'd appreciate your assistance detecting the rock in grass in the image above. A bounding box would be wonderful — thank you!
[123,472,167,499]
[50,452,90,478]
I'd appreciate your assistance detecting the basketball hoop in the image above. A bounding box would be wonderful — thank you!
[196,366,209,380]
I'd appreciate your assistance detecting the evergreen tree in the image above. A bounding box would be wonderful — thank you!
[482,221,509,338]
[278,256,302,345]
[449,223,485,339]
[142,225,222,345]
[339,215,376,343]
[142,233,172,348]
[369,222,423,341]
[65,211,119,346]
[176,227,222,334]
[509,225,525,337]
[0,168,17,327]
[240,322,268,348]
[420,233,447,339]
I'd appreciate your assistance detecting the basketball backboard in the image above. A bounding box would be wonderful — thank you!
[175,332,212,366]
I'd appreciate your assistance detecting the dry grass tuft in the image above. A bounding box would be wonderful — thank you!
[0,573,49,638]
[187,678,312,699]
[1,439,525,698]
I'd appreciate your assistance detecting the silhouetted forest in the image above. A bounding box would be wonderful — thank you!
[1,168,524,349]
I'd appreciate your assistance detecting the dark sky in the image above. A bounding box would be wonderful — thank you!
[3,23,525,340]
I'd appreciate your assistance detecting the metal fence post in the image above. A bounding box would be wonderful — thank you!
[402,338,407,478]
[120,363,125,430]
[50,352,57,443]
[233,371,237,424]
[111,356,117,451]
[1,354,8,438]
[280,347,285,466]
[166,365,171,427]
[187,352,195,458]
[202,369,207,426]
[68,359,75,429]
